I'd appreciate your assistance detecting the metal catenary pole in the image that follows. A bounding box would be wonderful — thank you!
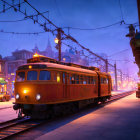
[114,62,118,91]
[105,59,108,73]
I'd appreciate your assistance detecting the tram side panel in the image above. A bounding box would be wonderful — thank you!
[66,74,99,101]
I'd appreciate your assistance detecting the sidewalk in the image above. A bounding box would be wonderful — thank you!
[0,98,15,109]
[37,92,140,140]
[0,98,17,123]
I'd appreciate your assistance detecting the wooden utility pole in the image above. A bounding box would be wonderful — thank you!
[57,28,62,62]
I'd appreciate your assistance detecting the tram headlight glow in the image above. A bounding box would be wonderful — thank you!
[16,94,20,99]
[36,94,41,100]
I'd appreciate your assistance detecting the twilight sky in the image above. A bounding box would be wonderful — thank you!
[0,0,139,79]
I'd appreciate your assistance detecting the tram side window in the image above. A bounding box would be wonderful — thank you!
[103,78,107,84]
[53,72,57,80]
[17,72,25,82]
[27,71,37,80]
[39,70,51,80]
[87,76,90,84]
[80,76,83,84]
[75,75,79,84]
[93,77,96,84]
[63,73,65,84]
[83,76,87,84]
[101,77,107,84]
[90,77,93,84]
[70,74,75,84]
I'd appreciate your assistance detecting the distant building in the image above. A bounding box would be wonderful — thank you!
[32,38,54,58]
[4,49,33,95]
[0,56,7,94]
[59,48,89,66]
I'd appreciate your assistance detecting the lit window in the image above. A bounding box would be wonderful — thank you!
[57,73,60,83]
[63,73,65,84]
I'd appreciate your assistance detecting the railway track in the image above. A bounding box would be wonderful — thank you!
[109,90,134,102]
[0,117,43,140]
[0,90,135,140]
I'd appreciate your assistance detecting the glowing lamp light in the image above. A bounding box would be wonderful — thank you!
[23,90,28,94]
[29,65,32,69]
[11,73,15,75]
[63,58,66,61]
[33,53,39,57]
[54,38,59,44]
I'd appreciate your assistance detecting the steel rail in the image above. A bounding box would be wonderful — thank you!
[0,117,42,140]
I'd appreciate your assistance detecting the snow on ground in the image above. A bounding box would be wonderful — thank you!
[0,98,15,109]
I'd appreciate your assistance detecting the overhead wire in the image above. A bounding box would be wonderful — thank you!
[0,10,49,22]
[0,30,46,35]
[108,49,130,57]
[0,1,25,14]
[118,0,124,21]
[63,20,124,31]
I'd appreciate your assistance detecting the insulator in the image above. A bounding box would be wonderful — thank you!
[14,8,17,12]
[3,2,5,13]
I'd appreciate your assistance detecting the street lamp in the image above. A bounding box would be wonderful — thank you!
[54,38,59,44]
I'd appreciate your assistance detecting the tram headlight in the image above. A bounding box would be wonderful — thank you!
[16,94,20,99]
[36,94,41,101]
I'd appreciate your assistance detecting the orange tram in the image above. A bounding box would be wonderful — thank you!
[13,54,112,119]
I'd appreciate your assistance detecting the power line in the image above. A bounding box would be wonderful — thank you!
[0,0,52,33]
[118,0,124,21]
[0,18,26,22]
[0,10,49,22]
[108,49,130,57]
[63,20,124,31]
[0,30,46,35]
[0,1,25,14]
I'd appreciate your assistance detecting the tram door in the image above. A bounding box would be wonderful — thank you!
[63,73,67,98]
[107,75,111,94]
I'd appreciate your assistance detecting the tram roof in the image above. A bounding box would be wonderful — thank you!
[19,62,98,75]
